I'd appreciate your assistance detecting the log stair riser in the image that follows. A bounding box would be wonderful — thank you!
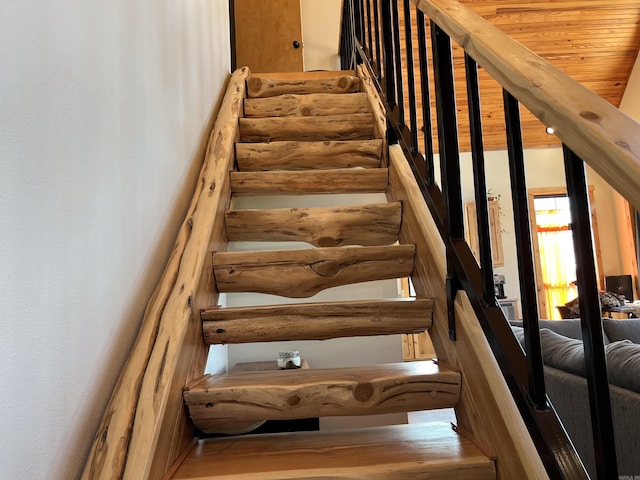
[225,202,401,247]
[235,139,383,171]
[201,298,434,344]
[244,92,369,118]
[246,75,361,98]
[239,114,375,143]
[212,245,416,298]
[183,361,461,432]
[229,169,389,195]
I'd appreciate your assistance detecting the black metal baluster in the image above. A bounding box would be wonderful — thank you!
[563,146,618,480]
[372,0,382,79]
[503,90,546,408]
[403,0,418,154]
[416,9,435,186]
[431,23,463,340]
[390,0,405,127]
[229,0,237,71]
[465,54,495,304]
[354,0,364,49]
[340,0,353,70]
[380,0,396,109]
[365,0,373,59]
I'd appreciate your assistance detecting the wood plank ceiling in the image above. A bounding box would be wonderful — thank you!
[396,0,640,152]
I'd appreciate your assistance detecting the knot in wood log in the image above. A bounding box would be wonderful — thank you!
[317,237,339,247]
[354,383,374,402]
[310,260,340,277]
[337,77,349,89]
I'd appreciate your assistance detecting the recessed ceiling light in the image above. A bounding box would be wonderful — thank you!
[546,126,555,134]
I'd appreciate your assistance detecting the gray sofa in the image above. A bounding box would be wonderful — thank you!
[511,319,640,477]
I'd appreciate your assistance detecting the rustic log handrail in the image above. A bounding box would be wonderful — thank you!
[81,67,249,480]
[414,0,640,212]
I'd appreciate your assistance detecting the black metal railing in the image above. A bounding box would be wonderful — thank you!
[341,0,630,478]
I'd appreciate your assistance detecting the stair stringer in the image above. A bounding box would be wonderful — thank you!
[385,144,548,480]
[80,67,250,480]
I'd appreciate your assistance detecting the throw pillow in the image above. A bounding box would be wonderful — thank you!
[602,319,640,344]
[605,340,640,394]
[538,328,586,376]
[539,319,584,340]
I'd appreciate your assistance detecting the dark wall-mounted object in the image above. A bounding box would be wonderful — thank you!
[605,275,634,301]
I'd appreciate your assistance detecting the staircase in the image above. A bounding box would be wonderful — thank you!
[81,0,640,476]
[83,67,548,480]
[166,71,494,479]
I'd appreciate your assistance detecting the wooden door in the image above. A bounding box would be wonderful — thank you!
[234,0,304,73]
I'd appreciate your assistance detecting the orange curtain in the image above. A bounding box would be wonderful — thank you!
[536,209,578,319]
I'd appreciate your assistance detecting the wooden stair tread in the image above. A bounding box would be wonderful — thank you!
[225,202,400,247]
[183,361,461,432]
[212,244,415,297]
[246,75,361,98]
[201,297,434,344]
[229,168,388,195]
[171,422,495,479]
[235,139,383,171]
[244,92,369,117]
[239,114,375,142]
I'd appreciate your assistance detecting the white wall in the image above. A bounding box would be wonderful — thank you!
[301,0,343,71]
[0,2,230,479]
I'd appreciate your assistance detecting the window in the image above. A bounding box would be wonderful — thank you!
[528,187,603,320]
[533,195,577,320]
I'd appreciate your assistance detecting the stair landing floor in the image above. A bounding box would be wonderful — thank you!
[170,422,495,479]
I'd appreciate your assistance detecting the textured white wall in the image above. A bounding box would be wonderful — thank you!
[0,1,230,479]
[301,0,342,71]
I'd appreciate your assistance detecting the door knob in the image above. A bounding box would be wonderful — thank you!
[292,40,301,49]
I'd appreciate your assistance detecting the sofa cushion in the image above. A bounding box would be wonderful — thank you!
[605,340,640,394]
[511,326,587,375]
[512,325,640,394]
[540,319,584,341]
[539,328,586,376]
[603,319,640,344]
[510,319,610,343]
